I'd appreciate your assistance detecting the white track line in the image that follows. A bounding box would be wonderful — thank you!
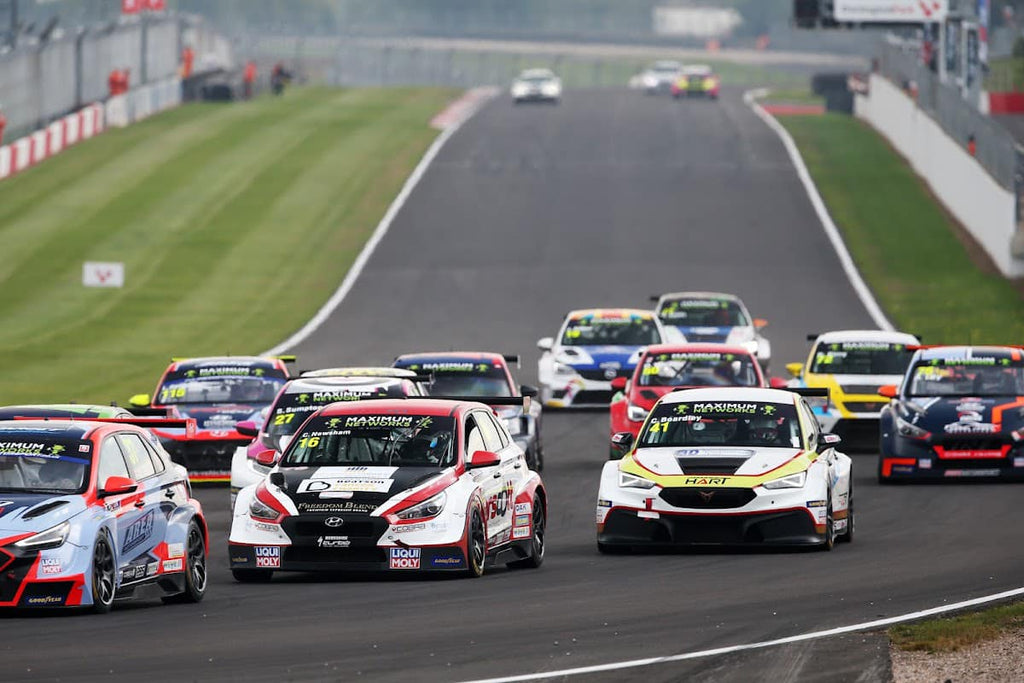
[743,88,894,332]
[261,90,495,356]
[462,586,1024,683]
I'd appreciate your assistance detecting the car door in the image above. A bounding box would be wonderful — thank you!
[115,432,169,569]
[474,410,517,545]
[463,413,506,546]
[95,436,146,579]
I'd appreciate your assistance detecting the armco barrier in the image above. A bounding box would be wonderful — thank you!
[855,73,1023,278]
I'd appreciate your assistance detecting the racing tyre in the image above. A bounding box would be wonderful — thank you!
[466,509,486,578]
[232,569,274,583]
[163,520,207,604]
[838,483,854,544]
[508,496,545,569]
[820,496,835,552]
[91,531,116,614]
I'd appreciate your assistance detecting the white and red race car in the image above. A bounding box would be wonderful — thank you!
[228,398,545,579]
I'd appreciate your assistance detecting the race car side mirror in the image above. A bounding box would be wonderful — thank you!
[537,337,554,352]
[818,433,841,450]
[99,476,139,498]
[785,362,804,379]
[467,450,501,469]
[520,384,539,398]
[769,377,789,389]
[611,432,634,450]
[129,394,151,408]
[256,450,278,467]
[753,318,769,329]
[610,377,628,391]
[236,421,259,438]
[878,385,899,399]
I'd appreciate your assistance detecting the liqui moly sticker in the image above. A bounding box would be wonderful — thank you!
[254,546,281,568]
[389,547,420,569]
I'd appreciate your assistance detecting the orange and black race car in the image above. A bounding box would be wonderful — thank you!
[130,356,293,483]
[878,345,1024,482]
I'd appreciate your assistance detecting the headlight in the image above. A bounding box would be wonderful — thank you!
[762,471,807,490]
[395,491,447,520]
[626,403,648,422]
[896,416,930,440]
[15,521,70,550]
[553,362,577,376]
[618,471,657,490]
[249,496,281,522]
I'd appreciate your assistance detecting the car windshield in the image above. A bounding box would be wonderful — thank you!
[157,376,285,405]
[657,299,748,327]
[0,432,91,493]
[907,360,1024,397]
[811,342,913,375]
[639,401,802,449]
[561,315,661,346]
[265,380,407,437]
[282,414,456,468]
[639,351,759,387]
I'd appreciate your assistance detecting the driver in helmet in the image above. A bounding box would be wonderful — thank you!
[747,417,781,446]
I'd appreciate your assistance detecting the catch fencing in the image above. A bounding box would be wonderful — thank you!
[0,15,232,141]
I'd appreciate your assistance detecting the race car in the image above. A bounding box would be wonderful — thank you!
[0,405,135,420]
[230,373,424,505]
[393,352,545,471]
[671,64,720,99]
[537,308,680,408]
[787,330,918,444]
[651,292,771,370]
[638,60,683,94]
[0,417,208,611]
[878,345,1024,482]
[229,398,546,579]
[608,344,771,457]
[598,387,852,551]
[130,356,293,483]
[511,68,562,104]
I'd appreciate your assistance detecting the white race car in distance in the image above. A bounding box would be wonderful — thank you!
[537,308,682,408]
[651,292,771,371]
[638,60,683,94]
[511,68,562,104]
[598,387,853,551]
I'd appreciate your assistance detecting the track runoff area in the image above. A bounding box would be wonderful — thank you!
[4,88,1022,681]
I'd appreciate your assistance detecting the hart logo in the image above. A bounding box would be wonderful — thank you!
[389,547,420,570]
[254,546,281,568]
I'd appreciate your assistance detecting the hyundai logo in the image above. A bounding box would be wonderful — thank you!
[604,369,618,380]
[324,517,344,528]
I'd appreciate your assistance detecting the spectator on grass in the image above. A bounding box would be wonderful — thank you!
[244,61,257,99]
[0,106,6,146]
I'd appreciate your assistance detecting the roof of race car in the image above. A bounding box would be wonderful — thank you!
[657,291,742,304]
[168,356,287,371]
[0,404,132,420]
[641,343,756,357]
[914,345,1024,361]
[317,398,486,418]
[300,367,419,379]
[280,376,404,394]
[566,308,655,320]
[657,387,798,405]
[814,330,919,344]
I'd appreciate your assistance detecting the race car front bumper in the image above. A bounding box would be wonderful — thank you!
[881,437,1024,481]
[541,376,619,408]
[597,505,822,548]
[228,541,468,572]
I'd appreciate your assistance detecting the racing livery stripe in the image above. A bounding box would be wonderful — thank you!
[622,451,815,487]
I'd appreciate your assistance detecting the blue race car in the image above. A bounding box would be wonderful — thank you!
[0,418,208,611]
[651,292,771,371]
[878,345,1024,482]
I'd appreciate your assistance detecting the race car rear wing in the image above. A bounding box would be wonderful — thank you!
[126,406,173,418]
[170,355,297,363]
[502,354,521,368]
[13,417,198,438]
[427,395,533,412]
[787,387,830,401]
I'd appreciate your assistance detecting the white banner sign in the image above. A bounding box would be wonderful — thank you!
[834,0,947,22]
[83,262,125,288]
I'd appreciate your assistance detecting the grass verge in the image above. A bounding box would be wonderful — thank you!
[0,86,457,405]
[776,113,1024,343]
[890,601,1024,653]
[759,87,824,106]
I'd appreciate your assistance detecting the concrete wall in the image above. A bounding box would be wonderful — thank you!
[855,74,1023,278]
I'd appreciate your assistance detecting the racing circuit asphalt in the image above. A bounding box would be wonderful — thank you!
[4,88,1023,682]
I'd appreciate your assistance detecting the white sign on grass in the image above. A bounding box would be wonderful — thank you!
[834,0,947,22]
[83,262,125,288]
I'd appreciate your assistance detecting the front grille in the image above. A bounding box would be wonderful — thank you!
[675,458,747,475]
[938,437,1005,452]
[573,390,615,404]
[659,487,756,509]
[684,333,727,344]
[576,369,631,382]
[289,519,378,539]
[284,546,386,564]
[841,385,883,395]
[841,402,884,413]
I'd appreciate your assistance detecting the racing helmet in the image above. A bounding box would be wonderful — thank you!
[746,417,779,446]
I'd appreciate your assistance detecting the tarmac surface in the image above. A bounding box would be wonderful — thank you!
[3,88,1022,682]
